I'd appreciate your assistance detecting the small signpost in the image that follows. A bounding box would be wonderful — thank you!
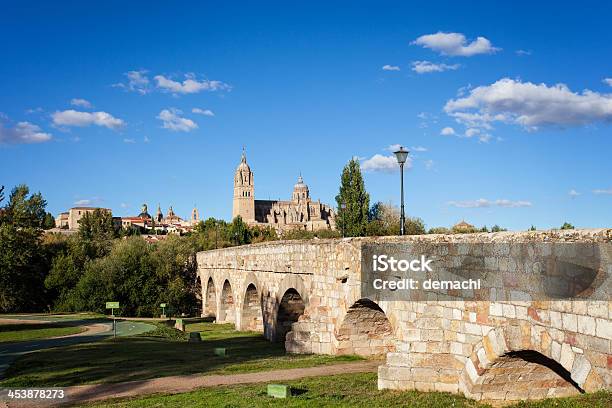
[106,301,119,338]
[160,303,167,318]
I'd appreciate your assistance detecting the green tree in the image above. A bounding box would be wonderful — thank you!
[77,208,116,259]
[529,225,537,231]
[428,227,451,234]
[491,225,507,232]
[336,158,370,237]
[560,222,575,230]
[43,212,55,229]
[229,216,251,245]
[366,202,425,236]
[0,185,50,312]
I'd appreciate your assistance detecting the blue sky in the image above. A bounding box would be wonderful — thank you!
[1,1,611,230]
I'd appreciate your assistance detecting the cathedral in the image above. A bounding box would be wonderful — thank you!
[232,150,336,232]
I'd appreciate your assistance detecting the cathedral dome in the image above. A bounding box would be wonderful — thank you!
[138,203,151,219]
[294,175,308,190]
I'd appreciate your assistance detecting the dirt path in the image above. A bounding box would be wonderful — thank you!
[6,360,381,407]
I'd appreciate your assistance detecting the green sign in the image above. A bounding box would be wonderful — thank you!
[267,384,289,398]
[160,303,167,308]
[106,301,119,309]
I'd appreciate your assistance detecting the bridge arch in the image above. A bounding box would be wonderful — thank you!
[276,287,306,343]
[204,276,217,318]
[335,298,396,356]
[241,281,263,331]
[461,325,591,401]
[219,279,236,325]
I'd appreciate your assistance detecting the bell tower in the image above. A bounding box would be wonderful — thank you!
[232,148,255,222]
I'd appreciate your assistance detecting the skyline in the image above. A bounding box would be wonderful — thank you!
[1,1,611,231]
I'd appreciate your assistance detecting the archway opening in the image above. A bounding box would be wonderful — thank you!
[204,277,216,318]
[242,283,263,331]
[276,288,305,343]
[335,298,395,356]
[219,280,235,325]
[473,350,583,401]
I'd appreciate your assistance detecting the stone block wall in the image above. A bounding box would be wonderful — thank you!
[197,229,611,402]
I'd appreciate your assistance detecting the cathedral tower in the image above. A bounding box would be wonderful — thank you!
[232,149,255,221]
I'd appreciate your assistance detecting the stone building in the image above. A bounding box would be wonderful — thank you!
[232,150,336,232]
[55,207,112,230]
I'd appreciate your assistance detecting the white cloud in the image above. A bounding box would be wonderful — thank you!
[113,70,151,94]
[157,108,198,132]
[74,199,92,206]
[424,159,434,170]
[412,32,500,57]
[445,78,612,130]
[120,203,129,208]
[385,144,402,152]
[0,121,52,144]
[569,189,580,198]
[382,64,400,71]
[123,138,136,143]
[593,188,612,195]
[192,108,215,116]
[464,128,480,137]
[52,110,125,130]
[411,60,460,74]
[603,78,612,87]
[70,98,92,108]
[154,74,231,95]
[516,49,532,56]
[361,153,412,173]
[411,146,428,152]
[440,126,456,136]
[143,136,150,143]
[447,199,532,208]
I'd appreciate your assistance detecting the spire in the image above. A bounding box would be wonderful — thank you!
[241,146,246,163]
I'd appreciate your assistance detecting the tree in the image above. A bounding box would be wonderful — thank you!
[0,185,50,312]
[529,225,537,231]
[43,212,55,229]
[428,227,451,234]
[560,222,575,230]
[336,158,370,237]
[77,209,116,259]
[366,202,425,236]
[229,216,251,245]
[491,225,507,232]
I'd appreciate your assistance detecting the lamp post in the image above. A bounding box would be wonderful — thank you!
[393,146,409,236]
[340,202,347,237]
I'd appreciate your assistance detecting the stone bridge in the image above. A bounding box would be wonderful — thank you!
[196,229,611,403]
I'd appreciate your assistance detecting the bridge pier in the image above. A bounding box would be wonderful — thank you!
[197,229,611,403]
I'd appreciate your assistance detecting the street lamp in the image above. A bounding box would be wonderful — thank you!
[340,202,347,237]
[393,146,409,235]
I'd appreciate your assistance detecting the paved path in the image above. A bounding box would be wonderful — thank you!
[5,360,381,407]
[0,319,155,379]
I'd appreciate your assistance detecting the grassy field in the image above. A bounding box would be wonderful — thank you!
[0,321,362,387]
[87,372,611,408]
[0,322,85,343]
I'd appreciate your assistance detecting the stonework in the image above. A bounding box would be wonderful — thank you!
[196,229,612,403]
[231,150,336,232]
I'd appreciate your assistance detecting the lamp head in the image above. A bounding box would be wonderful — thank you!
[393,146,409,165]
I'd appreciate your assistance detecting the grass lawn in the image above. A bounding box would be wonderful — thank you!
[87,372,612,408]
[0,322,85,343]
[0,322,362,387]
